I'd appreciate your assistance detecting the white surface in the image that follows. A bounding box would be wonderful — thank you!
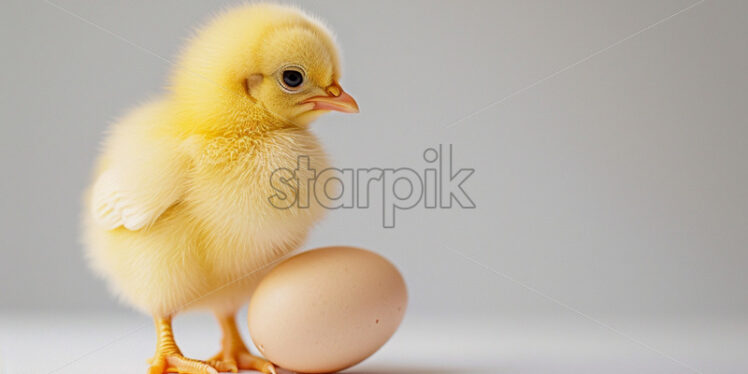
[1,311,746,374]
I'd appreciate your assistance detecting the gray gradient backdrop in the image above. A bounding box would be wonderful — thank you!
[1,0,746,323]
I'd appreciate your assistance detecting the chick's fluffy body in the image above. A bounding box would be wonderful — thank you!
[83,4,338,317]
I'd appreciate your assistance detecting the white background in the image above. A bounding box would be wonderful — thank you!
[1,1,746,373]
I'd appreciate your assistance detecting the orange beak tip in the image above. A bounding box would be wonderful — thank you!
[303,90,359,114]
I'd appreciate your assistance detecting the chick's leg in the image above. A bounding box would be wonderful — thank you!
[208,312,276,374]
[148,316,228,374]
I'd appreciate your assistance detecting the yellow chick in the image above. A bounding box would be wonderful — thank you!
[82,4,358,374]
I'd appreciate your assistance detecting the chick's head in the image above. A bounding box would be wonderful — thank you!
[171,4,358,133]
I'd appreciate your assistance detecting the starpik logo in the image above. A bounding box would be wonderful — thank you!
[268,144,475,228]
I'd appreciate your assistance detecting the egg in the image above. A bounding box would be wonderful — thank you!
[248,246,407,373]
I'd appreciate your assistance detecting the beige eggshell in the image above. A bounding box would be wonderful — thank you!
[248,246,407,373]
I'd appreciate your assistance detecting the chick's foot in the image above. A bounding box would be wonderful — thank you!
[210,313,276,374]
[149,353,222,374]
[147,316,223,374]
[208,349,275,374]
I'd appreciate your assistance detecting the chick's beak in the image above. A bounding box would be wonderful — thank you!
[302,83,359,113]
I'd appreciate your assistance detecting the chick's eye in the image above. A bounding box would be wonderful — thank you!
[282,70,304,88]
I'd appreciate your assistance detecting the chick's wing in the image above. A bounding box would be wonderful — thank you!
[90,104,196,231]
